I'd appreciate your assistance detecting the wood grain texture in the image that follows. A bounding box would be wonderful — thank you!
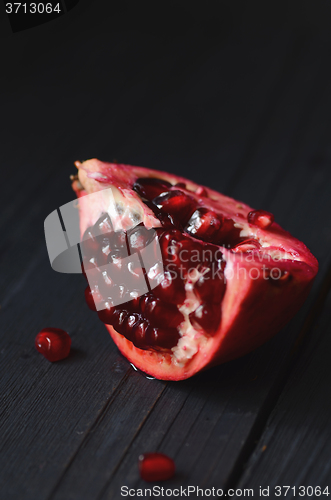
[1,2,331,499]
[237,278,331,493]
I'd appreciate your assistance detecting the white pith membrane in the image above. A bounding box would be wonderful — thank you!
[73,159,318,377]
[174,267,210,366]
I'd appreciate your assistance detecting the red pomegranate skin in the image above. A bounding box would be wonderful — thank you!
[35,328,71,362]
[139,453,176,482]
[72,159,318,381]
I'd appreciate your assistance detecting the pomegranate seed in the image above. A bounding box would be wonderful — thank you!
[125,294,141,312]
[160,229,183,256]
[196,186,208,197]
[112,310,128,334]
[100,283,128,304]
[145,260,164,286]
[81,257,99,282]
[200,243,223,264]
[153,190,197,225]
[214,218,243,247]
[127,224,155,252]
[93,212,113,236]
[82,256,99,272]
[173,239,203,271]
[132,320,149,348]
[161,239,184,270]
[189,303,221,334]
[158,212,181,229]
[144,297,184,328]
[174,182,186,189]
[153,271,186,305]
[143,201,179,229]
[185,208,223,243]
[146,326,180,350]
[81,228,99,257]
[85,285,104,311]
[194,267,226,303]
[35,328,71,362]
[133,177,172,200]
[98,267,115,291]
[109,230,129,253]
[123,313,141,340]
[94,233,116,266]
[248,210,274,229]
[140,293,153,314]
[139,453,175,482]
[107,249,125,268]
[160,231,203,273]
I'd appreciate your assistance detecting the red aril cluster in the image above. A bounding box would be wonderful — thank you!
[81,215,226,351]
[153,190,197,225]
[80,178,280,353]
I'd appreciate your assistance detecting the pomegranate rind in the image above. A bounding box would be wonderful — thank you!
[73,159,318,381]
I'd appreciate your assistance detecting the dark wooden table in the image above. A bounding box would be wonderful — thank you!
[1,2,331,499]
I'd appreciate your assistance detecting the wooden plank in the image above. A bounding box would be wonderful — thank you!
[237,275,331,493]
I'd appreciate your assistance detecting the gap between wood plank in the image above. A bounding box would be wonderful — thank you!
[45,369,131,500]
[94,385,168,500]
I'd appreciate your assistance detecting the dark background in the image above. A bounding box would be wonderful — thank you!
[1,1,331,499]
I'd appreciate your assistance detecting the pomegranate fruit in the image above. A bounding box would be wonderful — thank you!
[35,328,71,362]
[72,159,318,381]
[138,453,176,482]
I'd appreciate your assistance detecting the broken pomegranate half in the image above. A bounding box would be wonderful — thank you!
[72,159,318,381]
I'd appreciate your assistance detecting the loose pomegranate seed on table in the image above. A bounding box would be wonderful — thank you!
[72,159,318,381]
[138,453,176,482]
[35,328,71,362]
